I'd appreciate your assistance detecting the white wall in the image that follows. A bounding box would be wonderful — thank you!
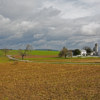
[81,50,87,56]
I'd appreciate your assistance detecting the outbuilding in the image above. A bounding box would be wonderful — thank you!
[80,50,87,56]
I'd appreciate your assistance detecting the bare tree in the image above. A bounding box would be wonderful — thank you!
[1,48,9,56]
[58,47,67,58]
[19,44,32,60]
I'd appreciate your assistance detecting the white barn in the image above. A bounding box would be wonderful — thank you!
[80,50,87,56]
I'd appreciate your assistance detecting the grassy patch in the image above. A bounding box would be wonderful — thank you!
[21,57,100,64]
[0,50,19,56]
[0,56,13,63]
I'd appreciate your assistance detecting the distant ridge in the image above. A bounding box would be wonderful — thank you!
[35,49,58,51]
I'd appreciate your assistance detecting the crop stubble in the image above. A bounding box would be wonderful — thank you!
[0,62,100,100]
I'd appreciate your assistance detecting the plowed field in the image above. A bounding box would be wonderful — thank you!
[0,62,100,100]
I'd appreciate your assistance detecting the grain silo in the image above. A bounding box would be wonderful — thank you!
[95,43,98,55]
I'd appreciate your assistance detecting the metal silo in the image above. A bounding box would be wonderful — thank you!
[95,43,98,55]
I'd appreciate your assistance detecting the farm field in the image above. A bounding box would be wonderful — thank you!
[0,50,60,56]
[0,50,100,99]
[1,50,100,64]
[13,55,100,64]
[0,61,100,100]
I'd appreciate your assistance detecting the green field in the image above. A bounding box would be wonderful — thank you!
[0,50,60,63]
[28,50,60,55]
[0,50,60,56]
[0,56,11,63]
[1,50,100,64]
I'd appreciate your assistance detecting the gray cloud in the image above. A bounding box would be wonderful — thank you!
[0,0,100,50]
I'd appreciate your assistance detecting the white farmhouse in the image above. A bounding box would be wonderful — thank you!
[80,50,87,56]
[98,50,100,56]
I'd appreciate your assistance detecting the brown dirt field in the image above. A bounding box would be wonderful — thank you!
[0,62,100,100]
[37,58,100,63]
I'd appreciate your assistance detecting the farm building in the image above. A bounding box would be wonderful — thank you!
[80,50,87,56]
[69,43,99,56]
[71,49,87,56]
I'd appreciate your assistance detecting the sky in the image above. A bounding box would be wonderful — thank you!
[0,0,100,50]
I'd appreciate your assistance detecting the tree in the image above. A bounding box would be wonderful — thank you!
[74,49,81,56]
[67,50,72,58]
[19,44,32,60]
[1,48,9,56]
[58,47,67,58]
[83,46,92,54]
